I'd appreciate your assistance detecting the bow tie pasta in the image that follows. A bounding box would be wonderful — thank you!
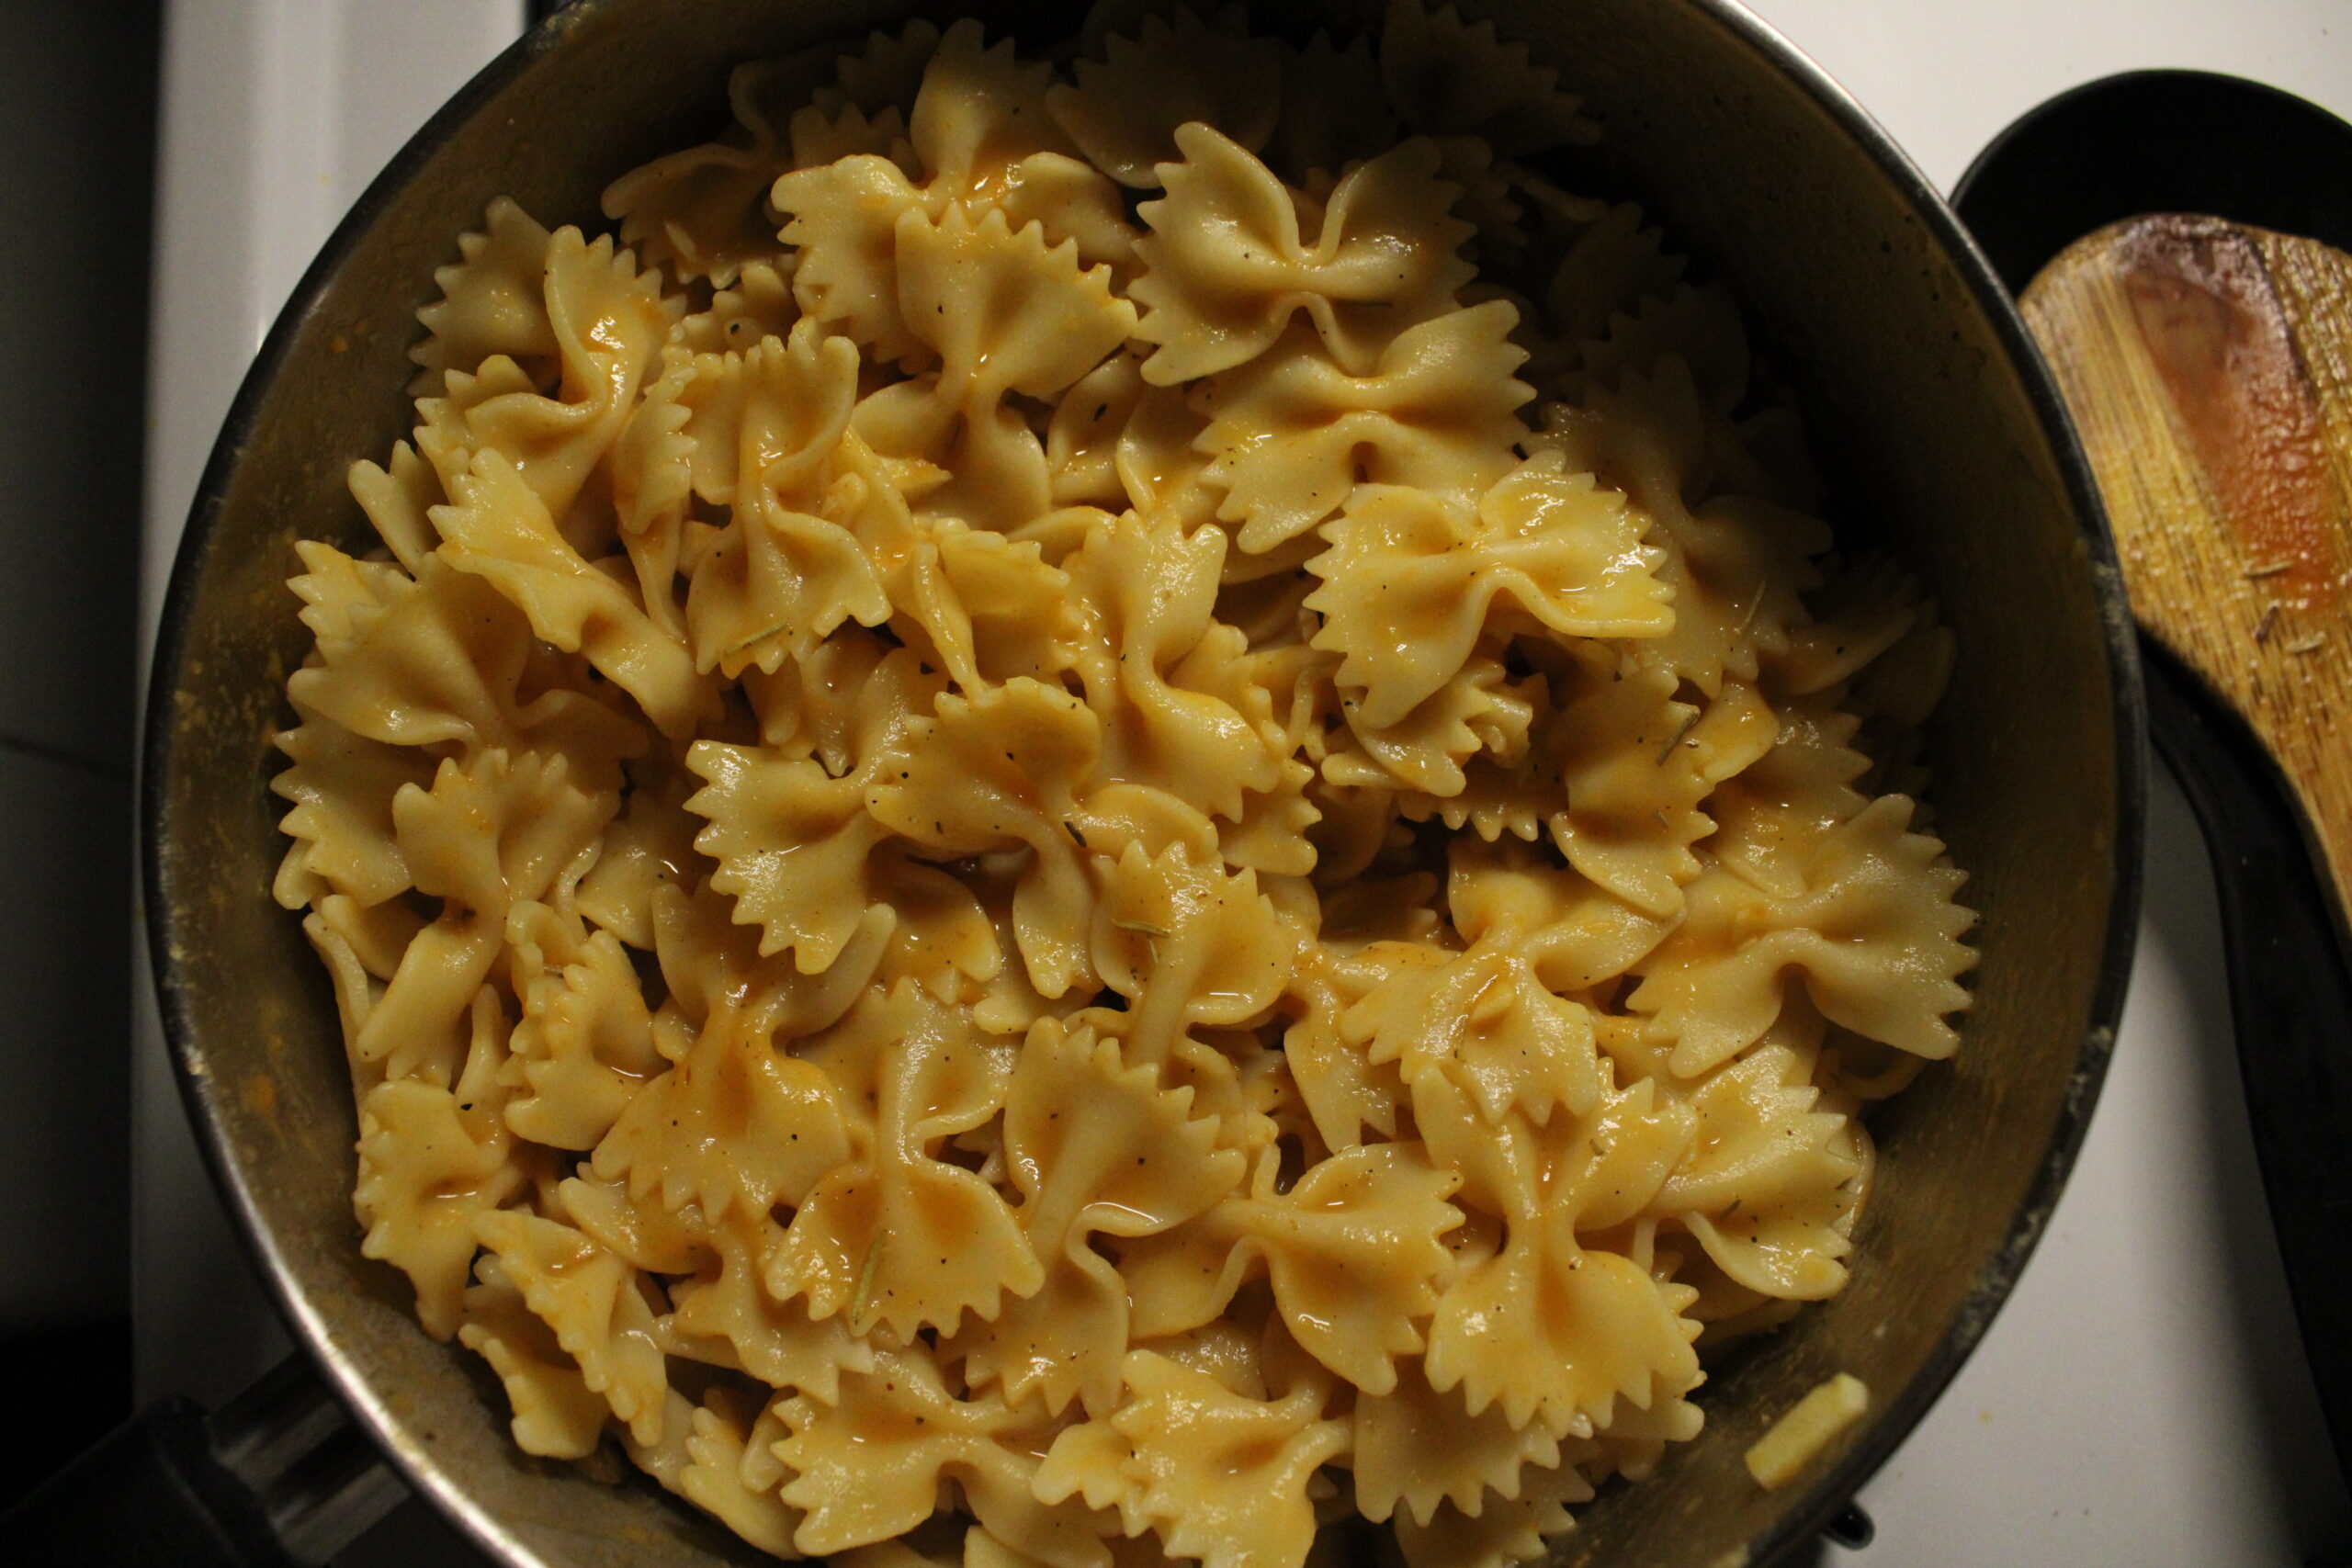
[278,3,1976,1566]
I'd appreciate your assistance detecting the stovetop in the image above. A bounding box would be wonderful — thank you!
[136,2,2352,1562]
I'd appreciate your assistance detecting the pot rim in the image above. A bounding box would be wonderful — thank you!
[139,4,2149,1564]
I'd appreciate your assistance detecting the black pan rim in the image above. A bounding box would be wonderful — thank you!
[138,3,2150,1564]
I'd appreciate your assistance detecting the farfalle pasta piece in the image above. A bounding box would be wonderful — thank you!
[922,522,1082,686]
[1131,123,1474,384]
[1654,1030,1866,1301]
[1530,362,1832,696]
[447,226,679,523]
[813,19,945,116]
[409,197,559,393]
[434,448,710,739]
[1197,301,1532,554]
[901,20,1077,204]
[1063,513,1285,820]
[1376,0,1597,156]
[1515,659,1711,917]
[1418,1076,1703,1437]
[1575,283,1748,415]
[573,761,703,950]
[1431,137,1522,259]
[1704,695,1872,898]
[590,1002,852,1222]
[1216,754,1323,878]
[1352,1359,1566,1528]
[356,749,616,1084]
[1280,948,1409,1153]
[1627,793,1977,1076]
[456,1261,613,1459]
[412,354,537,499]
[775,20,1127,367]
[560,1168,704,1276]
[851,201,1138,532]
[602,56,823,287]
[1101,1348,1350,1568]
[609,370,695,637]
[304,911,384,1073]
[1584,1372,1706,1478]
[1853,592,1957,728]
[1391,1455,1594,1568]
[1306,450,1668,727]
[500,901,664,1150]
[671,258,801,356]
[964,1019,1245,1416]
[1770,555,1924,698]
[664,1205,876,1401]
[779,1349,1108,1567]
[662,67,910,285]
[269,696,437,910]
[1114,377,1229,533]
[1542,203,1685,349]
[771,156,932,367]
[1118,1142,1460,1393]
[309,893,425,998]
[901,200,1138,406]
[648,874,895,1046]
[680,329,894,677]
[1398,652,1717,920]
[287,548,641,785]
[354,990,526,1338]
[347,437,445,574]
[1046,354,1145,508]
[1446,837,1674,996]
[662,312,856,505]
[790,101,918,172]
[868,677,1101,997]
[1340,938,1604,1130]
[674,1391,807,1559]
[684,646,944,972]
[771,982,1039,1337]
[287,547,500,750]
[754,624,892,763]
[1046,6,1282,188]
[1327,654,1537,799]
[812,435,1084,693]
[1089,840,1305,1068]
[475,1209,671,1448]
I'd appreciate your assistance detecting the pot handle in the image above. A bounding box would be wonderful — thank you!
[0,1352,405,1565]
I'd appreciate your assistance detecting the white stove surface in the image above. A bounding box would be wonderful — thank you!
[138,2,2352,1562]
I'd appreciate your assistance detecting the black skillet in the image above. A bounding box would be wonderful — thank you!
[4,7,2152,1562]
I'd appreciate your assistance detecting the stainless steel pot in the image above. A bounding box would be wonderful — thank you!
[126,1,2143,1563]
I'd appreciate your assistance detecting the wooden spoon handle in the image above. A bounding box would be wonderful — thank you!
[2021,213,2352,1481]
[2143,645,2352,1483]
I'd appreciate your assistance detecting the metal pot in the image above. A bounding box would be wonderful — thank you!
[124,0,2143,1562]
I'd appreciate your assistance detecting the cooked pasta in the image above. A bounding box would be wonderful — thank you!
[274,4,1976,1565]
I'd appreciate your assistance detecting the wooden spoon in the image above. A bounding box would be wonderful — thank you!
[2023,216,2352,925]
[2018,213,2352,1483]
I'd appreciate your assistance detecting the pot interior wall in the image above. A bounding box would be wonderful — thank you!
[148,2,2130,1564]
